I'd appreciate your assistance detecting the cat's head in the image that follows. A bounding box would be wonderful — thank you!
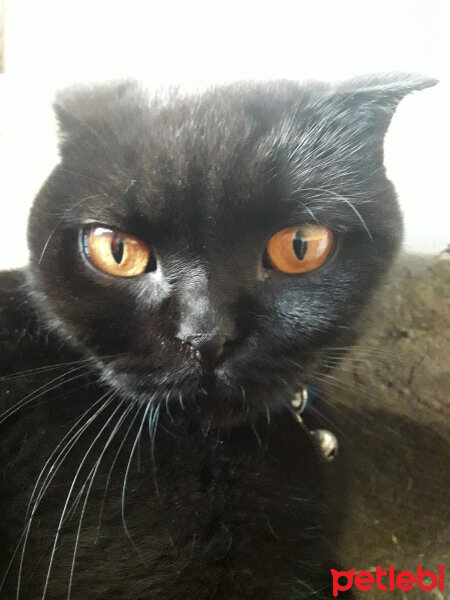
[27,75,436,424]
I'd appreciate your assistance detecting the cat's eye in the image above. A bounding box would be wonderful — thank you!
[266,225,333,274]
[84,227,152,277]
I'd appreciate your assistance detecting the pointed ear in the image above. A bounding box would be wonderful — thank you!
[329,73,438,137]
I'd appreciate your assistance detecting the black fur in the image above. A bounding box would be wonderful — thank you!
[0,75,436,598]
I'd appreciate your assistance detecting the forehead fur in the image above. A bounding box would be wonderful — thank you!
[34,75,435,249]
[54,74,436,153]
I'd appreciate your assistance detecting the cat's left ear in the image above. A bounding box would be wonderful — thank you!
[329,73,438,136]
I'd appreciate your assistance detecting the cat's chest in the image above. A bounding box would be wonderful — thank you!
[0,377,329,600]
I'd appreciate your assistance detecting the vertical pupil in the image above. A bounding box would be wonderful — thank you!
[293,232,307,260]
[110,234,124,264]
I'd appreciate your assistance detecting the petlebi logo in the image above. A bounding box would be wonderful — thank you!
[331,564,446,596]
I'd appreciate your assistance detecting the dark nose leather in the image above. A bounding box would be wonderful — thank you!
[183,333,228,368]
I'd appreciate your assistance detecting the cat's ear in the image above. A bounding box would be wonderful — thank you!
[328,73,438,136]
[53,80,144,147]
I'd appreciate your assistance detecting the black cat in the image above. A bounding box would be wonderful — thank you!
[0,74,436,599]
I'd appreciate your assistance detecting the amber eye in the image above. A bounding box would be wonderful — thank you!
[84,227,151,277]
[266,225,333,274]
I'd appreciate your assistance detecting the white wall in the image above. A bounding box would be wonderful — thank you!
[0,0,448,269]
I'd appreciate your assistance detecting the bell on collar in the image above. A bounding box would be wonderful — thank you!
[291,386,338,462]
[311,429,338,462]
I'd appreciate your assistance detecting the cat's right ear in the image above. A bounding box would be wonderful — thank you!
[53,80,144,149]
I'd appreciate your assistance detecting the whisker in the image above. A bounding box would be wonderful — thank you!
[64,397,129,522]
[121,401,152,565]
[0,366,89,426]
[40,393,125,599]
[37,222,62,265]
[251,423,264,458]
[164,385,175,423]
[25,394,114,524]
[306,403,351,444]
[297,187,373,240]
[11,391,114,600]
[67,396,137,600]
[178,390,185,411]
[314,373,437,455]
[312,387,445,517]
[94,400,142,543]
[0,352,130,383]
[284,357,440,460]
[264,401,271,425]
[0,358,93,381]
[323,356,400,370]
[321,360,401,379]
[317,371,389,406]
[240,385,248,412]
[148,400,162,496]
[325,346,405,361]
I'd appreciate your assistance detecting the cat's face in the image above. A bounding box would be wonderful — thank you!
[27,76,435,424]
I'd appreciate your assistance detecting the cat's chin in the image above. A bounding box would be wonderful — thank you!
[98,361,292,428]
[191,375,275,427]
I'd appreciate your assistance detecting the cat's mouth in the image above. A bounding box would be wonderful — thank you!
[97,350,304,426]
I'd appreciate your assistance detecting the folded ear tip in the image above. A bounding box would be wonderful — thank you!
[336,72,439,96]
[401,73,439,91]
[52,80,146,147]
[324,73,439,140]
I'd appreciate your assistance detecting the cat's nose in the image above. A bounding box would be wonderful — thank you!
[182,333,229,368]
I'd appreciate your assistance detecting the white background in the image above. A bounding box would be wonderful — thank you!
[0,0,448,270]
